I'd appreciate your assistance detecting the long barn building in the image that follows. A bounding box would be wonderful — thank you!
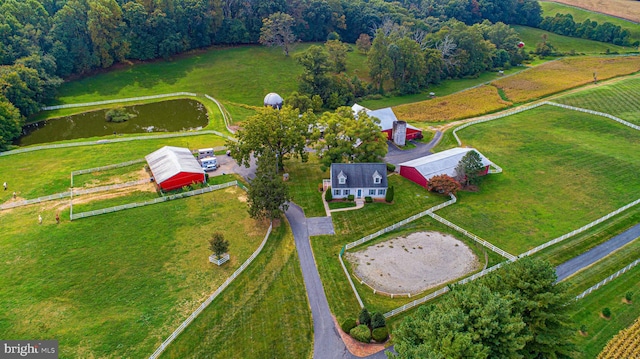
[145,146,205,191]
[399,148,493,188]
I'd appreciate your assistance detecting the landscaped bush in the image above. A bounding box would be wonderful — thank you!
[625,291,633,302]
[371,312,386,329]
[358,308,371,327]
[347,194,355,201]
[341,318,357,333]
[372,327,388,342]
[602,307,612,318]
[325,187,333,201]
[350,325,371,343]
[365,196,373,203]
[386,163,396,172]
[385,186,395,203]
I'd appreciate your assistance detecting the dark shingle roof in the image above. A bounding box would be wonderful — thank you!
[330,163,388,189]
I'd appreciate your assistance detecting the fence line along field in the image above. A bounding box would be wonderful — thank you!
[436,105,640,255]
[597,316,640,359]
[393,85,511,123]
[555,76,640,125]
[493,56,640,103]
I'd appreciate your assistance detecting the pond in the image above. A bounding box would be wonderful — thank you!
[16,99,209,146]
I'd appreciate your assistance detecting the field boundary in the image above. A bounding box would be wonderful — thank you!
[519,198,640,257]
[575,258,640,300]
[70,181,238,220]
[149,221,274,359]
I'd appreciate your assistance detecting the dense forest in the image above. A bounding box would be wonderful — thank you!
[0,0,544,150]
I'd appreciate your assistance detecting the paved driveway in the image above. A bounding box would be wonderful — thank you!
[385,131,442,166]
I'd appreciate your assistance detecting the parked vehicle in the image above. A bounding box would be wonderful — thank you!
[201,156,218,171]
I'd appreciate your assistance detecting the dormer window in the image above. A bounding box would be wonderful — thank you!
[338,171,347,185]
[372,170,382,184]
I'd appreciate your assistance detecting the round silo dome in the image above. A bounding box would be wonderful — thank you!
[264,93,284,109]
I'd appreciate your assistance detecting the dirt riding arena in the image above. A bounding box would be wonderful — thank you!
[345,232,480,295]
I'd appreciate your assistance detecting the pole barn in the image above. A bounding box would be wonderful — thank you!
[399,148,493,188]
[145,146,205,191]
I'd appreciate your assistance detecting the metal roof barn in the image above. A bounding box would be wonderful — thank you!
[399,148,493,188]
[145,146,205,191]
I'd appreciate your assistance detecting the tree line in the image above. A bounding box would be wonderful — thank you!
[539,14,636,46]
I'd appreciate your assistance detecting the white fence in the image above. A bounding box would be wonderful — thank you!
[575,258,640,300]
[41,92,197,111]
[71,181,237,220]
[427,212,517,260]
[149,221,274,359]
[0,191,71,210]
[547,102,640,131]
[384,287,450,318]
[204,94,236,135]
[71,158,145,177]
[519,198,640,258]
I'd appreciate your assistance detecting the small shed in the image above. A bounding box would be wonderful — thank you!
[399,148,493,188]
[145,146,205,191]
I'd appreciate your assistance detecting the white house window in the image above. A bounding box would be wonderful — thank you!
[344,189,350,195]
[334,190,340,196]
[372,170,382,184]
[338,171,347,185]
[378,189,386,195]
[369,189,376,195]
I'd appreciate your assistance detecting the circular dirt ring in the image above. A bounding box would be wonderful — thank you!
[345,231,480,295]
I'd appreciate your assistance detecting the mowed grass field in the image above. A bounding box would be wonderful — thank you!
[493,56,640,103]
[555,75,640,125]
[0,134,225,201]
[437,105,640,255]
[512,25,633,54]
[540,1,640,42]
[569,264,640,359]
[0,187,273,358]
[160,222,313,359]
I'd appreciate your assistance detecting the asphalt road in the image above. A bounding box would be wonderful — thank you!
[384,131,442,166]
[285,204,395,359]
[556,222,640,281]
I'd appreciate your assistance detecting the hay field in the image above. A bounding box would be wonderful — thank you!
[545,0,640,23]
[493,56,640,103]
[393,85,511,122]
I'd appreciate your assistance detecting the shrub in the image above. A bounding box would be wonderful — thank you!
[579,324,587,334]
[371,312,386,329]
[385,186,395,203]
[386,163,396,172]
[365,196,373,203]
[105,107,136,123]
[325,187,333,201]
[341,318,357,333]
[372,327,389,342]
[350,325,371,343]
[625,291,633,302]
[347,194,355,201]
[602,308,611,318]
[358,308,371,327]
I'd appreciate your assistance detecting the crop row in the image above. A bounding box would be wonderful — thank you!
[598,316,640,359]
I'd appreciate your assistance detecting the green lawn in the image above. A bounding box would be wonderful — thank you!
[437,105,640,255]
[540,1,640,43]
[285,155,328,218]
[0,134,225,201]
[512,25,633,55]
[569,265,640,359]
[555,75,640,125]
[0,188,271,358]
[160,222,313,359]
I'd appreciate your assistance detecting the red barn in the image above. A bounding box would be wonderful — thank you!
[399,148,493,188]
[145,146,205,191]
[352,104,422,141]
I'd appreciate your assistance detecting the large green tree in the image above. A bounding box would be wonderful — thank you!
[259,12,296,56]
[0,96,22,151]
[87,0,129,68]
[455,150,485,186]
[311,106,387,171]
[226,105,313,172]
[247,149,291,221]
[367,29,392,93]
[296,45,332,100]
